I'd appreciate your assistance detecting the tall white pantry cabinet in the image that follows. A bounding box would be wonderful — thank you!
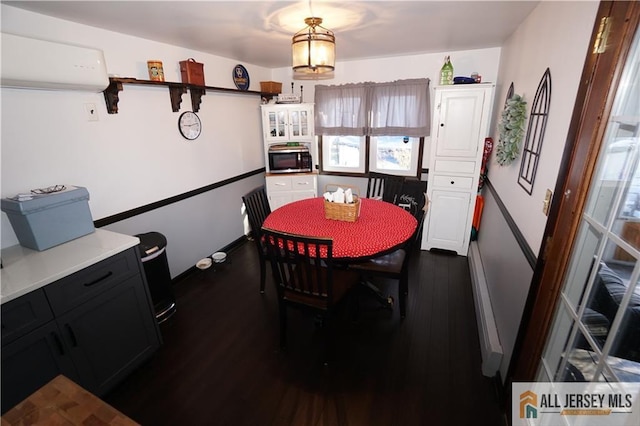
[421,84,495,256]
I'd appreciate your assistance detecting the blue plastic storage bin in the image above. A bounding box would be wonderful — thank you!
[1,185,95,251]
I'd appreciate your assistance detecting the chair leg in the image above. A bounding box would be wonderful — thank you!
[323,312,332,366]
[279,304,287,350]
[400,272,408,320]
[360,278,393,310]
[259,258,266,294]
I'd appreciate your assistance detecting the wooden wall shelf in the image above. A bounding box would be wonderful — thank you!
[103,77,266,114]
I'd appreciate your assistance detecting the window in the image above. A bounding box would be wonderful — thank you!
[370,136,421,176]
[322,135,366,173]
[315,79,430,176]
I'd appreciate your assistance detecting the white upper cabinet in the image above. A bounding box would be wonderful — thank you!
[261,104,314,143]
[434,88,488,159]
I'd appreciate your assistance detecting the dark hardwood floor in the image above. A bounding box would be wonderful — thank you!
[105,239,507,426]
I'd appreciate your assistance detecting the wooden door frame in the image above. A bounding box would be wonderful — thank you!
[507,0,640,387]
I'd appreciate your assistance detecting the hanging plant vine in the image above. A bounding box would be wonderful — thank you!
[496,94,527,166]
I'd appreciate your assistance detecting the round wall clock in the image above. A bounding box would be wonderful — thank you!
[232,64,250,91]
[178,111,202,140]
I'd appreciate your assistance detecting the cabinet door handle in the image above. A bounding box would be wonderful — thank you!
[65,324,78,347]
[450,181,455,185]
[84,271,113,287]
[440,123,445,127]
[52,331,65,355]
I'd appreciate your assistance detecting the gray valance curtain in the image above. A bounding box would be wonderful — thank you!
[314,78,430,137]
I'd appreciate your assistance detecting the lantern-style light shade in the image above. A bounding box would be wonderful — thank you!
[292,17,335,74]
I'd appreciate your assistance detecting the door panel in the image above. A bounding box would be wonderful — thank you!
[540,9,640,383]
[510,1,640,384]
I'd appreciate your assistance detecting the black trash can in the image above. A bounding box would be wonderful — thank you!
[136,231,176,323]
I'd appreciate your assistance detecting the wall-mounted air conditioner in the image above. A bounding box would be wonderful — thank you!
[1,33,109,92]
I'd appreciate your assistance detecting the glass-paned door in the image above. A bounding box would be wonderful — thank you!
[539,23,640,383]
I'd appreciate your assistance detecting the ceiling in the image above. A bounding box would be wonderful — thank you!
[3,1,540,69]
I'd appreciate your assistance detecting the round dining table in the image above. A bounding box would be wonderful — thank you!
[262,197,418,260]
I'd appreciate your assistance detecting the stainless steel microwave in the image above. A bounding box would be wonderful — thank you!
[268,144,312,173]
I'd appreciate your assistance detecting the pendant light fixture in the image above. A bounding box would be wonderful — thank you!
[292,16,335,74]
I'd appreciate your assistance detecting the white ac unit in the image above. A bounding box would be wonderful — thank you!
[1,33,109,92]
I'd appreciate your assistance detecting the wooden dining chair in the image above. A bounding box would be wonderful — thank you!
[350,182,428,320]
[366,172,405,204]
[262,229,360,365]
[242,186,271,293]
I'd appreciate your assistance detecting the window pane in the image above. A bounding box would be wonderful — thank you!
[543,306,576,380]
[607,273,640,376]
[585,139,640,226]
[370,136,418,176]
[563,221,603,310]
[322,135,365,173]
[561,335,600,382]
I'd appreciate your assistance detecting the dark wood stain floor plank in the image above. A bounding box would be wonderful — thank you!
[105,240,505,426]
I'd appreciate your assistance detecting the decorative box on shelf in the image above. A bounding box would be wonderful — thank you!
[179,58,205,86]
[260,81,282,94]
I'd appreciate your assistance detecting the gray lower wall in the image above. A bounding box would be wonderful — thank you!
[103,173,265,279]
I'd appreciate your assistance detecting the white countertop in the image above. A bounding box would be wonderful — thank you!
[1,229,140,304]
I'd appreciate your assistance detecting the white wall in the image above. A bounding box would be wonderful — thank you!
[478,0,599,380]
[487,1,599,252]
[0,5,272,264]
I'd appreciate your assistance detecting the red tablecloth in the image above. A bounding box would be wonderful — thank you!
[262,197,417,259]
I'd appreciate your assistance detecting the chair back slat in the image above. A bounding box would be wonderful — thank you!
[366,172,405,204]
[242,186,271,239]
[263,229,335,308]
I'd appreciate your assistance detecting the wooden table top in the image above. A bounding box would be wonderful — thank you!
[1,375,138,426]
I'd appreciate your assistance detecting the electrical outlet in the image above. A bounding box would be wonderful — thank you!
[84,103,98,121]
[542,189,553,216]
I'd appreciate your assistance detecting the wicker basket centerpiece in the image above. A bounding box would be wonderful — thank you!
[323,185,361,222]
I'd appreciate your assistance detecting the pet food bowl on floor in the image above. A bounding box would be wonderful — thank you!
[196,258,212,270]
[212,252,227,263]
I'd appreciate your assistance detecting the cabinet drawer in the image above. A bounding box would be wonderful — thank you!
[44,248,140,316]
[431,175,474,190]
[266,176,292,192]
[434,159,476,174]
[1,289,53,346]
[291,175,316,192]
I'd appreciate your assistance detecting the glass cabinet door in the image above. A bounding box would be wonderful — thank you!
[262,105,314,143]
[265,110,289,141]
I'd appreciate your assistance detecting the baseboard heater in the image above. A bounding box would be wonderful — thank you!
[468,240,503,377]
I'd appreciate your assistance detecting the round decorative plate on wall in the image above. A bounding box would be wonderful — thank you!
[232,64,250,91]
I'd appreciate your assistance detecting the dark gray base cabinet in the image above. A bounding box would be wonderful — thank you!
[1,247,161,413]
[1,320,80,411]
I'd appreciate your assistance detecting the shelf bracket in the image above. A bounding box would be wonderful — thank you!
[103,80,123,114]
[189,88,205,113]
[168,84,187,112]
